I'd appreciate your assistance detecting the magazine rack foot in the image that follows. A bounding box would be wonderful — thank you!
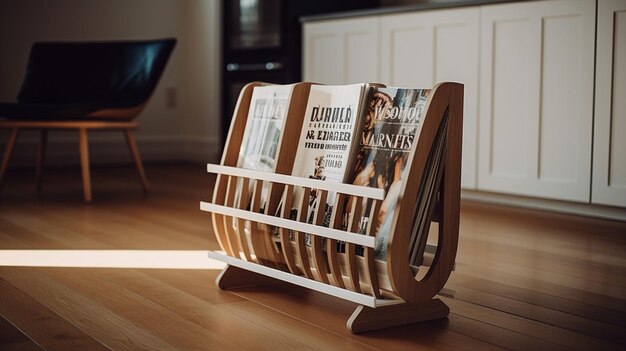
[218,263,450,334]
[348,299,449,333]
[216,264,280,290]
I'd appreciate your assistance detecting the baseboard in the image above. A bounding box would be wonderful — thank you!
[462,189,626,222]
[0,132,221,169]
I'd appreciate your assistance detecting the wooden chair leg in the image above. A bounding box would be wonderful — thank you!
[78,128,92,202]
[0,128,20,190]
[35,129,48,192]
[123,129,149,192]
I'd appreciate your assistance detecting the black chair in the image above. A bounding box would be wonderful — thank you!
[0,38,176,201]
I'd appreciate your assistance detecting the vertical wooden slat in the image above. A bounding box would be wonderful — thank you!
[295,187,314,279]
[223,176,242,257]
[345,196,363,293]
[78,128,92,203]
[279,184,300,274]
[311,190,330,283]
[235,177,253,261]
[262,182,285,268]
[249,180,277,267]
[364,199,382,298]
[327,194,347,288]
[212,175,236,256]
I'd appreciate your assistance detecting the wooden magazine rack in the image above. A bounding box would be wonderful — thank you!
[201,81,463,333]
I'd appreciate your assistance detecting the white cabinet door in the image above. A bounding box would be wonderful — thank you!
[593,0,626,207]
[303,17,379,84]
[478,0,595,202]
[380,8,480,189]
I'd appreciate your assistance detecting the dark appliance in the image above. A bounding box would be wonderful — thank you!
[221,0,378,149]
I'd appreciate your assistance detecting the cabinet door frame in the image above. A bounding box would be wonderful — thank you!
[303,17,380,84]
[592,0,626,207]
[477,0,596,202]
[379,7,480,189]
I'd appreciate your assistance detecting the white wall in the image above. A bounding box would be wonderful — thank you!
[0,0,221,167]
[179,0,222,163]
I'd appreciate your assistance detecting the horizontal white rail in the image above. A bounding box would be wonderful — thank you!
[200,201,376,248]
[207,164,385,200]
[207,250,404,308]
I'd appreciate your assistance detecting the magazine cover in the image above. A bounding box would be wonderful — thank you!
[289,84,367,237]
[238,84,293,172]
[237,84,293,210]
[348,87,430,259]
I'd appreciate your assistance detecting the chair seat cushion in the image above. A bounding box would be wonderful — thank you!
[0,102,101,120]
[1,38,176,121]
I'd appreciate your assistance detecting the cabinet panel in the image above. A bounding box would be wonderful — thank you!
[345,30,379,83]
[478,0,595,202]
[490,18,534,179]
[592,0,626,207]
[382,24,431,86]
[307,33,343,84]
[380,8,479,189]
[539,15,585,182]
[303,17,379,84]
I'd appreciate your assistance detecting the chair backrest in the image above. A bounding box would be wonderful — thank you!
[17,38,177,109]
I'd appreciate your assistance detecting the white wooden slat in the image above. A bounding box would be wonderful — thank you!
[206,164,385,200]
[200,202,376,248]
[207,250,404,308]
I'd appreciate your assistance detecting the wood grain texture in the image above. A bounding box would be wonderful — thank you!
[386,82,463,302]
[348,299,449,333]
[0,164,624,350]
[0,277,107,351]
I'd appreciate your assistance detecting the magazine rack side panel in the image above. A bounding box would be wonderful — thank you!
[213,82,315,262]
[386,82,463,302]
[212,81,266,256]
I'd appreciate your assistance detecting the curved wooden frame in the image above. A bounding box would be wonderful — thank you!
[202,82,464,333]
[386,82,463,302]
[212,81,315,264]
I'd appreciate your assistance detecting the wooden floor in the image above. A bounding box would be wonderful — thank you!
[0,164,625,350]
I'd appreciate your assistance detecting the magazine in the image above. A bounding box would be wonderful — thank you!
[289,83,370,243]
[234,84,295,263]
[236,84,294,209]
[347,87,430,259]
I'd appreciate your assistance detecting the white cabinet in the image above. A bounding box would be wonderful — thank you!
[303,17,379,84]
[592,0,626,207]
[379,8,480,189]
[477,0,596,202]
[304,8,480,189]
[302,0,626,210]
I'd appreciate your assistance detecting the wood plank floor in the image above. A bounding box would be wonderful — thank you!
[0,164,624,350]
